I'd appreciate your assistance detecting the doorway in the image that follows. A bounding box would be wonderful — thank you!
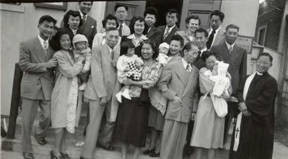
[146,0,183,27]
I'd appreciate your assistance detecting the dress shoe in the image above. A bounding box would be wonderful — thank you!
[23,152,34,159]
[34,136,48,145]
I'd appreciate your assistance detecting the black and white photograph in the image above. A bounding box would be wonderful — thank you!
[0,0,288,159]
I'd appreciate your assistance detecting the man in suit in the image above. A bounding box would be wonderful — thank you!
[210,24,247,148]
[230,53,277,159]
[206,10,225,49]
[159,42,199,159]
[19,15,57,159]
[144,7,159,40]
[115,4,131,37]
[78,1,97,48]
[157,9,179,45]
[80,27,120,159]
[193,28,209,69]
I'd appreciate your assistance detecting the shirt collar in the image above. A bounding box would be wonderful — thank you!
[225,41,235,49]
[127,34,148,41]
[38,34,49,48]
[199,47,207,57]
[182,58,189,69]
[210,26,221,34]
[165,25,176,32]
[256,71,263,76]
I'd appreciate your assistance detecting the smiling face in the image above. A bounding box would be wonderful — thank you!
[169,40,182,56]
[183,45,199,64]
[205,55,218,70]
[134,20,145,35]
[187,18,199,33]
[75,41,87,50]
[105,19,117,30]
[256,55,272,73]
[60,34,71,50]
[141,43,154,60]
[79,2,93,15]
[145,13,156,27]
[68,15,81,30]
[38,20,55,40]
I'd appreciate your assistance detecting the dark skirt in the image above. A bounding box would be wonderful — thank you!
[148,106,165,131]
[114,89,150,147]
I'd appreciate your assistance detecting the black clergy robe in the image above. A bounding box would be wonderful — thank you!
[229,72,278,159]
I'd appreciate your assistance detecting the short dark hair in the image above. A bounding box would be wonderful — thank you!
[39,15,57,25]
[102,14,119,28]
[79,1,93,4]
[195,28,208,38]
[210,10,225,22]
[202,51,221,61]
[105,27,119,33]
[258,52,273,63]
[50,28,72,51]
[114,4,128,12]
[144,7,158,18]
[63,10,83,29]
[181,42,198,57]
[185,15,201,25]
[140,40,159,59]
[120,40,135,55]
[226,24,240,32]
[166,9,178,18]
[129,16,145,34]
[170,34,184,47]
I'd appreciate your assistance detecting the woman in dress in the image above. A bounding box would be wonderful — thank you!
[114,40,162,159]
[120,16,148,56]
[175,15,200,45]
[190,51,232,159]
[50,29,85,159]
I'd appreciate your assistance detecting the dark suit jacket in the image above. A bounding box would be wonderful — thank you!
[210,41,247,95]
[79,15,97,48]
[158,58,198,123]
[157,25,178,45]
[146,26,161,45]
[19,37,55,100]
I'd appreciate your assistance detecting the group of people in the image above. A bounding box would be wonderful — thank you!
[18,1,278,159]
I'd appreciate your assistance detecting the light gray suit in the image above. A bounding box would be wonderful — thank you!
[81,44,120,158]
[18,37,55,153]
[158,58,198,159]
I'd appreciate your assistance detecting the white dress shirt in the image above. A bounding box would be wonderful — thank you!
[38,34,49,50]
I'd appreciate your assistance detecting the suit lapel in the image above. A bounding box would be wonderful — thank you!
[182,67,197,96]
[174,59,189,85]
[33,37,49,62]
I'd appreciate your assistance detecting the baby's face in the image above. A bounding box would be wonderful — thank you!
[127,48,135,56]
[75,41,87,51]
[159,47,169,55]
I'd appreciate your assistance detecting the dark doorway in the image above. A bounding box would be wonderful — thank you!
[146,0,183,27]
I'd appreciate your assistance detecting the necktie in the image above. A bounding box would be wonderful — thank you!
[163,27,170,40]
[119,24,123,37]
[43,40,48,50]
[186,64,192,72]
[229,46,233,54]
[83,15,87,23]
[206,29,216,49]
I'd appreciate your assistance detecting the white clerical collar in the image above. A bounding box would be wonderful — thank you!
[256,71,263,76]
[38,34,49,49]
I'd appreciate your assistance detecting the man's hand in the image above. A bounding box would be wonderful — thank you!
[173,96,182,105]
[100,96,108,106]
[238,102,251,116]
[45,59,57,68]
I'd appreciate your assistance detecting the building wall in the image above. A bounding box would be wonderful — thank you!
[0,2,106,116]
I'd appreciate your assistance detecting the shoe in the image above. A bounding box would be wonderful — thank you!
[143,149,154,155]
[60,152,71,159]
[149,151,160,157]
[23,152,34,159]
[34,136,48,145]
